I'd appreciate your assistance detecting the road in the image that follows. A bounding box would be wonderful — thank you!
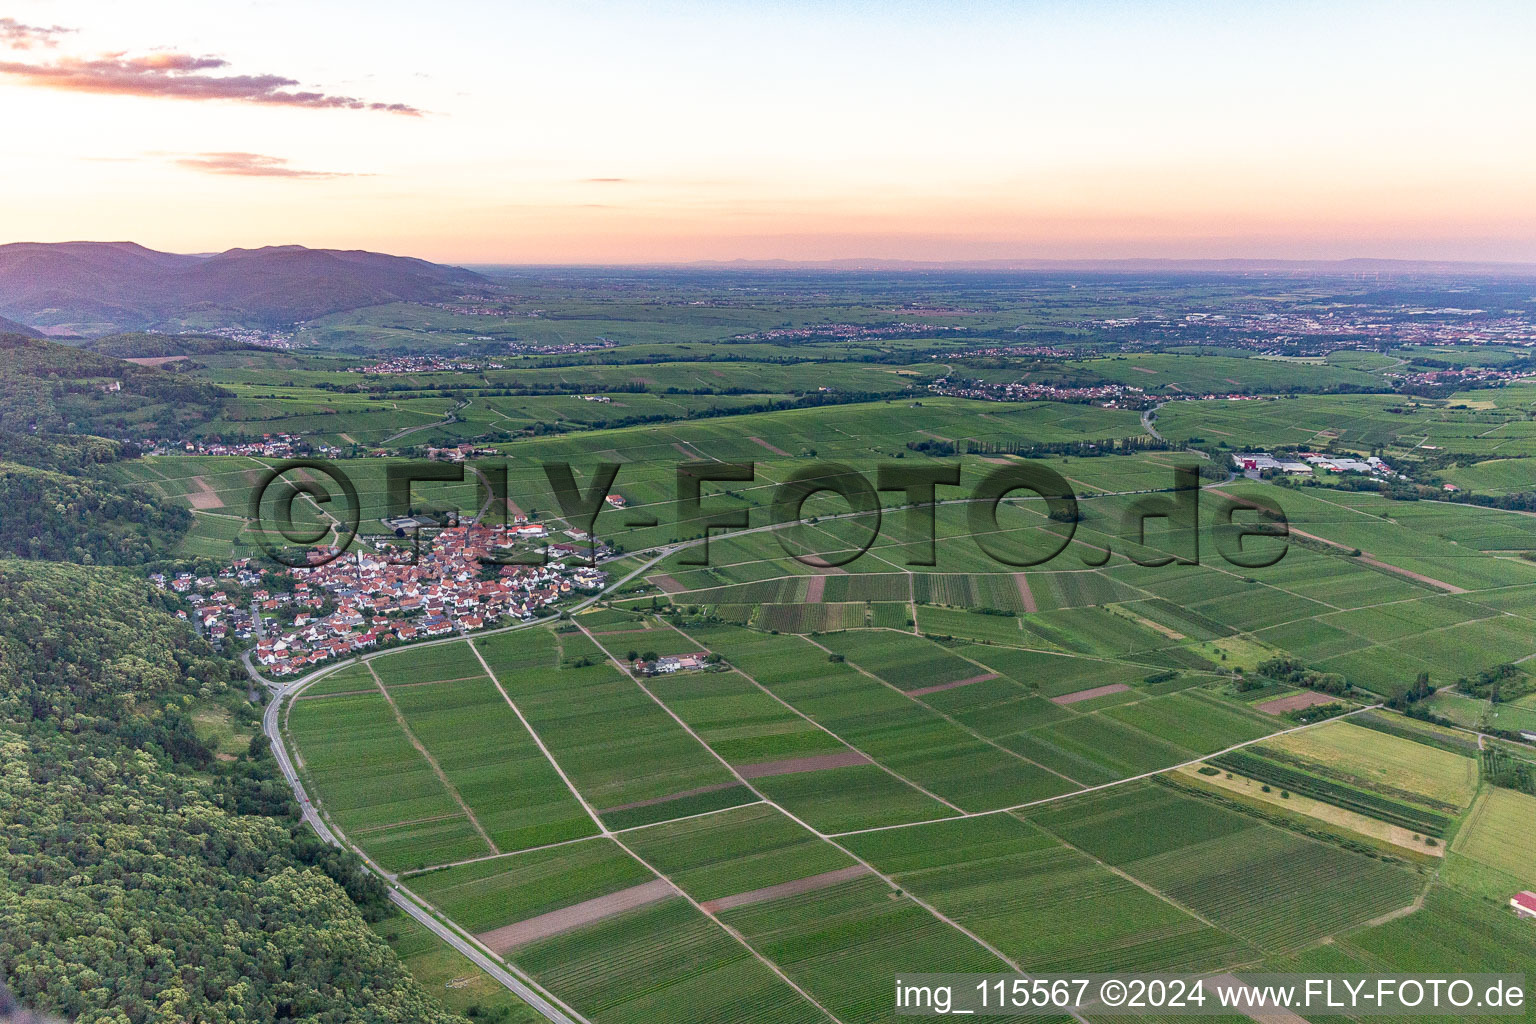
[1141,402,1166,441]
[1142,400,1223,470]
[249,550,678,1024]
[257,646,591,1024]
[383,397,472,445]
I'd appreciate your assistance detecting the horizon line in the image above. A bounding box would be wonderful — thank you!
[9,240,1536,274]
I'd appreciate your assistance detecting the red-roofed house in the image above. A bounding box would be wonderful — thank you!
[1513,892,1536,920]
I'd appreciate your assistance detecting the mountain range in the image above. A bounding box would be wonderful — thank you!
[0,242,491,335]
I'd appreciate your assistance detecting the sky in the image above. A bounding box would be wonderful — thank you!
[3,0,1535,264]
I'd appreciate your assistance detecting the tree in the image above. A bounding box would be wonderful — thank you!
[0,560,461,1024]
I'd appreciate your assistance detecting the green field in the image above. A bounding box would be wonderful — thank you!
[1025,781,1423,953]
[218,273,1536,1022]
[1450,786,1536,890]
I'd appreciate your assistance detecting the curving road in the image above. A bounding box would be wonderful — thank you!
[259,652,592,1024]
[250,549,685,1023]
[383,397,473,445]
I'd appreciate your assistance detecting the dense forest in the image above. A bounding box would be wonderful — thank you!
[0,462,191,565]
[74,334,260,360]
[0,560,464,1024]
[0,433,193,565]
[0,334,227,438]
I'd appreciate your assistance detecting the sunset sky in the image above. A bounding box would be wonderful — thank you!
[4,0,1535,264]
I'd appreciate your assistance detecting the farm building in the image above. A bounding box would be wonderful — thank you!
[1232,452,1310,473]
[641,652,710,675]
[1513,892,1536,920]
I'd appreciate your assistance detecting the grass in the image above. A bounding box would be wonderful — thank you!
[371,641,488,687]
[1261,719,1479,809]
[299,662,378,697]
[190,702,254,757]
[512,896,827,1024]
[410,839,651,935]
[1451,786,1536,889]
[180,281,1536,1019]
[813,630,986,691]
[1013,714,1193,784]
[717,874,1014,1024]
[1171,765,1446,860]
[751,763,962,833]
[645,669,848,766]
[387,676,599,853]
[1208,749,1454,837]
[1268,884,1536,1024]
[471,628,743,817]
[915,605,1025,644]
[1100,691,1276,755]
[373,909,545,1024]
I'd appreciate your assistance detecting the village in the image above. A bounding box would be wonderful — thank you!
[1085,309,1536,355]
[151,520,609,677]
[927,375,1148,407]
[347,355,507,374]
[145,432,344,458]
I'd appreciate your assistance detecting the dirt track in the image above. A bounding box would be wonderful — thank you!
[699,866,870,913]
[737,750,871,778]
[1014,574,1038,613]
[1256,690,1339,715]
[1051,682,1131,705]
[908,672,998,697]
[476,879,676,953]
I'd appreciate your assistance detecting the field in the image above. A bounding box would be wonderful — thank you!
[1170,764,1446,858]
[278,464,1536,1020]
[374,909,545,1024]
[1267,884,1536,1024]
[1450,787,1536,890]
[1260,720,1479,808]
[211,272,1536,1022]
[1024,782,1423,954]
[842,814,1256,972]
[285,608,1498,1022]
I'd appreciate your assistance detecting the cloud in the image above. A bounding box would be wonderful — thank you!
[0,51,421,114]
[583,177,629,183]
[172,151,356,178]
[0,17,72,49]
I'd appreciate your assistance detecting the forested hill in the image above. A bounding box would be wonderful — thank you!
[0,560,464,1024]
[0,432,194,566]
[0,242,491,334]
[0,333,228,437]
[0,314,40,338]
[0,460,191,564]
[74,332,261,359]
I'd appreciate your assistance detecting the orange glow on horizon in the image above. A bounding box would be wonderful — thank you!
[3,0,1535,264]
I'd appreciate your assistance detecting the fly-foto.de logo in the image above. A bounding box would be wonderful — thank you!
[248,459,1290,570]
